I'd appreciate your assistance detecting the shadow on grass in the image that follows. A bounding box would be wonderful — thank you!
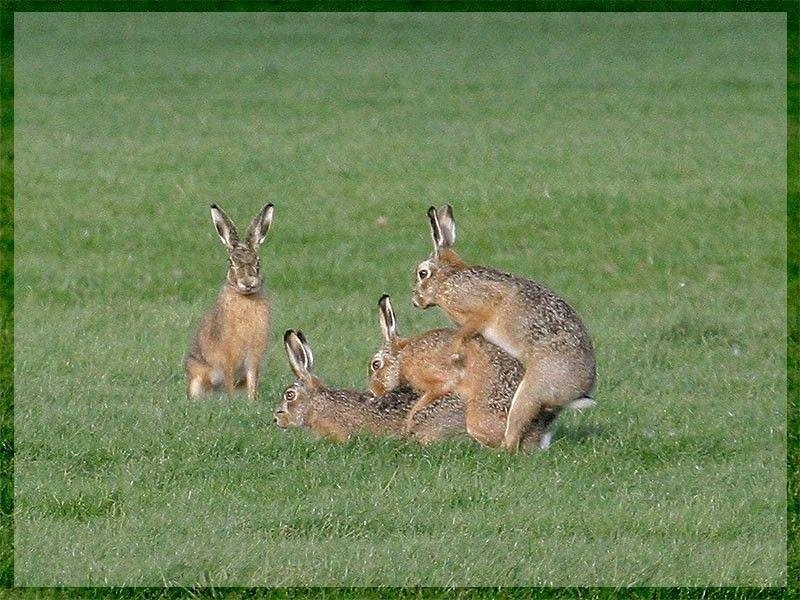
[554,421,607,445]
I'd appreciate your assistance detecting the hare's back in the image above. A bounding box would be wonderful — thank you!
[407,327,459,354]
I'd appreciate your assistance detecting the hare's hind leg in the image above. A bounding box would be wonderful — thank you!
[502,366,571,453]
[185,356,214,399]
[520,407,560,452]
[464,402,505,448]
[459,384,506,448]
[502,376,544,452]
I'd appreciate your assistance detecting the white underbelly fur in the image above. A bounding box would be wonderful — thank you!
[210,369,224,387]
[482,325,521,358]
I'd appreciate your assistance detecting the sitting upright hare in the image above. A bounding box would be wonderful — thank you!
[184,203,274,402]
[411,205,596,452]
[275,330,464,444]
[369,295,590,451]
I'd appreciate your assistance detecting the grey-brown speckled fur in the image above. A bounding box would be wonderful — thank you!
[275,331,464,444]
[440,265,594,357]
[411,205,596,452]
[370,300,556,452]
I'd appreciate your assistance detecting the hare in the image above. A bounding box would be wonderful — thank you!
[184,203,274,402]
[411,205,596,452]
[275,330,465,444]
[369,295,588,451]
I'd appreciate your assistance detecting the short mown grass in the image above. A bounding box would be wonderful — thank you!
[13,12,786,585]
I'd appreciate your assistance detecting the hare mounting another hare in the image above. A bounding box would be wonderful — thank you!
[411,205,596,452]
[369,294,591,451]
[184,203,274,402]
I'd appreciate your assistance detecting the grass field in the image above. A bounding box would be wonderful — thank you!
[13,12,787,586]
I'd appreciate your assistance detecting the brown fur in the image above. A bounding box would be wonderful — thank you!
[370,295,560,451]
[184,203,274,402]
[276,331,464,444]
[412,205,596,452]
[185,286,270,400]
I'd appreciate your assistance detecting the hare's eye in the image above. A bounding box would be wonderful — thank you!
[418,269,429,280]
[285,389,296,401]
[371,359,382,372]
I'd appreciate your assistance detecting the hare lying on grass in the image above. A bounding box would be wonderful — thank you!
[275,330,464,444]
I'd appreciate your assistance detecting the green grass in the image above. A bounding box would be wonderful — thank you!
[12,12,786,586]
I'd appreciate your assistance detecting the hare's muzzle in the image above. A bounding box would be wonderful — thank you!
[237,277,260,294]
[368,380,385,397]
[411,290,430,309]
[273,410,290,428]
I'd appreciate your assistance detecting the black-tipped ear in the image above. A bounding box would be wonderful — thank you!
[245,203,274,248]
[296,330,314,371]
[427,206,443,254]
[378,294,397,341]
[437,205,456,248]
[284,330,310,380]
[210,204,239,249]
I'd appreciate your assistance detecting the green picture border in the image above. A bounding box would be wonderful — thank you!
[0,1,796,597]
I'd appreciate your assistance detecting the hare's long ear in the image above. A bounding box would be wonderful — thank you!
[296,330,314,372]
[210,204,239,250]
[245,203,274,249]
[378,294,398,342]
[284,330,311,380]
[427,206,443,255]
[436,205,456,248]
